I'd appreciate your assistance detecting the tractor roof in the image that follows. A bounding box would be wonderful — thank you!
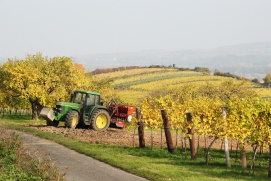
[74,90,101,96]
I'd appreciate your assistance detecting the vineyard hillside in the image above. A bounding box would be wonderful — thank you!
[93,67,271,106]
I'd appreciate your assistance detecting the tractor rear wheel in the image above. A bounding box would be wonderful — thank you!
[91,109,110,131]
[46,120,59,127]
[65,110,79,129]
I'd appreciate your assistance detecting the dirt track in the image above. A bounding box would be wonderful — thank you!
[24,124,243,150]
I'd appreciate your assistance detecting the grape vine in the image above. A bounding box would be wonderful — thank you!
[132,82,271,149]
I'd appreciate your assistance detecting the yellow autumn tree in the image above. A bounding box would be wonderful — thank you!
[263,73,271,87]
[0,53,93,120]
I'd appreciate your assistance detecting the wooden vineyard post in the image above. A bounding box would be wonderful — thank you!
[161,109,174,153]
[186,112,197,160]
[136,107,145,148]
[268,144,271,177]
[222,106,231,168]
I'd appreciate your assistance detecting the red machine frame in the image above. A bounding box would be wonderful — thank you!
[107,99,135,128]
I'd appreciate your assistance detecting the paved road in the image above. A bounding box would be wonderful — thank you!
[10,130,149,181]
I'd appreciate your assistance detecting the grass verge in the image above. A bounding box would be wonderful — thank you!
[0,126,64,180]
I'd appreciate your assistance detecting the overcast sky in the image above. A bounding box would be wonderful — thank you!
[1,0,271,59]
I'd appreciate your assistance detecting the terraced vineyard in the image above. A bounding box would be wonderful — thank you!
[93,67,271,105]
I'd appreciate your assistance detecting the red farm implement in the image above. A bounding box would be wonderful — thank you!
[107,99,135,128]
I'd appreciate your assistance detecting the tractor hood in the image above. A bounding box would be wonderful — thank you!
[56,102,80,109]
[52,102,81,121]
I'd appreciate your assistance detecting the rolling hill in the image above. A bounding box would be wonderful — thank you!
[92,66,271,106]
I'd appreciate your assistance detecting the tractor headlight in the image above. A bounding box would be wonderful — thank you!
[127,115,132,122]
[56,106,62,113]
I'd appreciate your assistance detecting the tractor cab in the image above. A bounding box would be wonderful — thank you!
[71,90,102,106]
[71,90,106,126]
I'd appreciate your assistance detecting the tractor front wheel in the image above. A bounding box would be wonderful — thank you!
[46,120,59,127]
[91,109,110,131]
[65,110,79,129]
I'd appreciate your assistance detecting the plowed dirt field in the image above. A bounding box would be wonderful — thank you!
[24,124,242,150]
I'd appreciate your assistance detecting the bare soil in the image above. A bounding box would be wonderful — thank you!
[24,124,244,151]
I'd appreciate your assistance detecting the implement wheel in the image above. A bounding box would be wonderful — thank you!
[91,109,110,131]
[46,120,59,127]
[65,110,79,129]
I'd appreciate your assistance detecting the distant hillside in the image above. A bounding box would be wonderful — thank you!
[93,67,270,105]
[75,41,271,81]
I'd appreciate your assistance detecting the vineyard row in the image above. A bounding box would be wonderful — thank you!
[0,108,32,116]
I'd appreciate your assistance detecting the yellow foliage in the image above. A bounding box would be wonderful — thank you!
[0,53,94,118]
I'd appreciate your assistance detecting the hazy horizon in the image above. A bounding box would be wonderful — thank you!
[1,0,271,59]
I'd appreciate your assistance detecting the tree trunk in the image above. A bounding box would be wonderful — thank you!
[205,137,218,166]
[175,129,178,148]
[136,107,145,148]
[235,141,239,161]
[204,136,209,157]
[224,137,231,168]
[181,133,187,153]
[250,145,258,176]
[186,112,197,159]
[29,98,43,120]
[197,135,200,153]
[160,127,163,151]
[221,106,231,168]
[151,127,154,149]
[240,144,247,170]
[161,109,174,154]
[268,145,271,177]
[138,121,145,148]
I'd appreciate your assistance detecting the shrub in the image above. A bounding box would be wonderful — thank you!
[0,127,64,180]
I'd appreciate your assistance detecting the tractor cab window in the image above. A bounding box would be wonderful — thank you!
[74,92,86,104]
[86,94,95,106]
[94,95,100,105]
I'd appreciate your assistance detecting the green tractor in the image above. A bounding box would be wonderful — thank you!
[40,90,111,131]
